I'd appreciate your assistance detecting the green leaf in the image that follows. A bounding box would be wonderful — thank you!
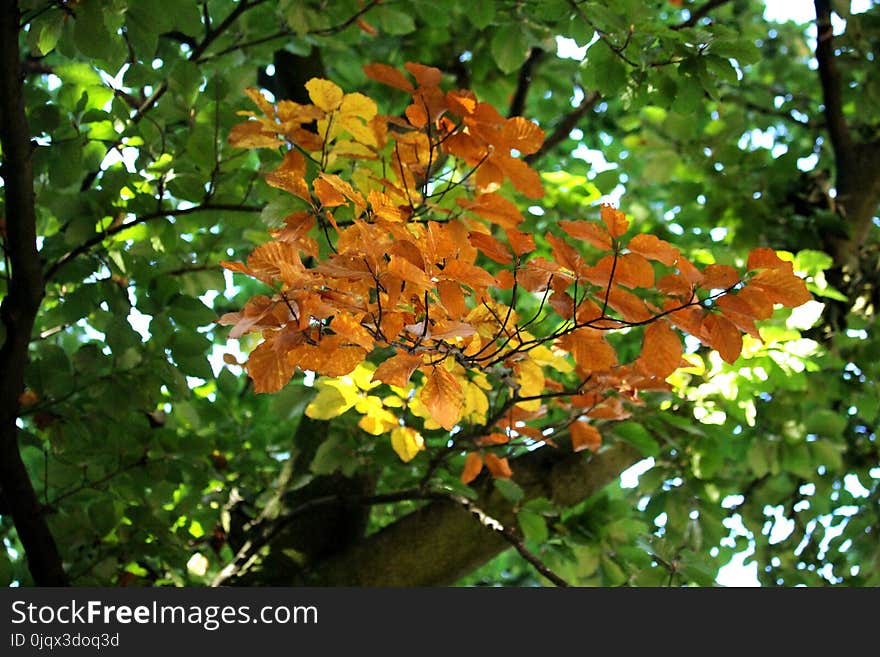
[582,41,627,96]
[374,6,416,35]
[29,14,64,56]
[467,1,496,29]
[614,422,660,457]
[491,24,530,74]
[494,478,524,503]
[517,509,549,543]
[804,409,847,438]
[310,434,347,475]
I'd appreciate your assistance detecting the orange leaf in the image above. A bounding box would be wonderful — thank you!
[441,260,498,289]
[459,193,524,228]
[737,284,774,319]
[570,421,602,453]
[483,453,513,479]
[404,62,443,88]
[363,63,415,93]
[438,280,468,319]
[749,268,811,307]
[658,273,693,299]
[677,257,704,286]
[703,314,743,364]
[372,351,422,388]
[545,233,583,275]
[747,247,792,272]
[619,253,655,288]
[601,204,629,238]
[461,452,483,484]
[313,177,347,207]
[715,294,761,339]
[605,286,652,322]
[330,314,374,350]
[628,233,679,266]
[559,220,613,251]
[469,231,512,264]
[420,367,463,430]
[387,254,431,289]
[248,334,296,393]
[557,328,618,373]
[638,319,682,378]
[228,120,283,149]
[498,155,544,199]
[501,116,545,155]
[665,301,705,338]
[478,432,510,445]
[505,227,536,256]
[701,263,740,290]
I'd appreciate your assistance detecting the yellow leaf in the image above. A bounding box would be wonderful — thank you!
[340,92,378,121]
[529,345,573,373]
[356,395,399,435]
[391,426,424,463]
[305,378,358,419]
[306,78,344,112]
[514,359,545,411]
[420,367,463,430]
[460,379,489,423]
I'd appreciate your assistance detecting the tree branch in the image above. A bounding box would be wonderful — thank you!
[670,0,734,31]
[44,203,262,281]
[508,47,544,119]
[525,90,600,164]
[302,442,641,586]
[0,0,68,585]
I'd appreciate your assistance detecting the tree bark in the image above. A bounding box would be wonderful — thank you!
[814,0,880,270]
[0,0,67,585]
[300,442,641,586]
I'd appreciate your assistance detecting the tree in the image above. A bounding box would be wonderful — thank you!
[0,0,876,587]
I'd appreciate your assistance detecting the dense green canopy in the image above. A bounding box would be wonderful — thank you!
[0,0,877,587]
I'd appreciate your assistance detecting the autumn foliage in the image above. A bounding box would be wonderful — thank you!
[219,62,811,481]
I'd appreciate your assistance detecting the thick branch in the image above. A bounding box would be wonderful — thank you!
[525,90,600,164]
[814,0,852,158]
[813,0,880,269]
[0,0,67,585]
[304,442,641,586]
[508,48,544,118]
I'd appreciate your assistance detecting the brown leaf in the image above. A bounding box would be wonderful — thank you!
[557,328,618,373]
[372,351,423,388]
[461,452,484,484]
[570,421,602,453]
[483,453,513,479]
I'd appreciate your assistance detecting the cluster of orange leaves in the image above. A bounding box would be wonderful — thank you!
[218,62,811,482]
